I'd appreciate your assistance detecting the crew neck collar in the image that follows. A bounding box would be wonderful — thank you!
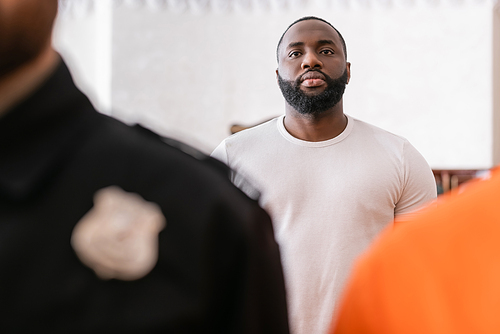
[276,114,354,147]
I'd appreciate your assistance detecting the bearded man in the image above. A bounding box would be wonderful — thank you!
[212,16,437,334]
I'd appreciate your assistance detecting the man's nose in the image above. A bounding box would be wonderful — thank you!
[301,52,322,70]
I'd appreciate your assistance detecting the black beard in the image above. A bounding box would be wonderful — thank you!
[278,69,348,116]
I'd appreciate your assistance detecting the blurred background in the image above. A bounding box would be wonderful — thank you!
[53,0,500,176]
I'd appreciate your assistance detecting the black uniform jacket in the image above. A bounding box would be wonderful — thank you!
[0,61,289,333]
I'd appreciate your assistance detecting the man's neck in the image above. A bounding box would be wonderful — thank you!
[0,46,60,119]
[283,102,348,142]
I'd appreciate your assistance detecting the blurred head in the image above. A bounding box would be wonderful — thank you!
[0,0,58,77]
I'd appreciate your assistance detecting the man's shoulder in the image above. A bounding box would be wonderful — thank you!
[223,116,280,144]
[348,115,412,157]
[80,112,232,187]
[349,115,406,142]
[212,116,282,166]
[87,113,195,157]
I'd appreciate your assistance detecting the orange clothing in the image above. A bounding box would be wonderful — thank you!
[332,168,500,334]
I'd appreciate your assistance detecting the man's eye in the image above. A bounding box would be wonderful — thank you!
[320,49,334,55]
[289,51,301,58]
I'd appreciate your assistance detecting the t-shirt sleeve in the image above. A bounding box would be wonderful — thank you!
[395,140,437,217]
[211,140,229,165]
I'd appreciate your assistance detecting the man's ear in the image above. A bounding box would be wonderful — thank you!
[276,69,279,83]
[346,62,351,84]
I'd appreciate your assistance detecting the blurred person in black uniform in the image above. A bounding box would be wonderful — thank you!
[0,0,289,332]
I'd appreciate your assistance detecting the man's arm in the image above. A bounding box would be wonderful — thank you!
[395,140,437,217]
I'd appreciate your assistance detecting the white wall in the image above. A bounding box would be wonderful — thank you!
[52,0,112,114]
[53,0,500,169]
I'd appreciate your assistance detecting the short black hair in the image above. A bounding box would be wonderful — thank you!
[276,16,347,63]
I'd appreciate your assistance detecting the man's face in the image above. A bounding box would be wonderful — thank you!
[276,19,350,115]
[0,0,58,77]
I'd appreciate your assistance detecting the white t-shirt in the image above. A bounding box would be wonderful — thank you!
[212,114,437,334]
